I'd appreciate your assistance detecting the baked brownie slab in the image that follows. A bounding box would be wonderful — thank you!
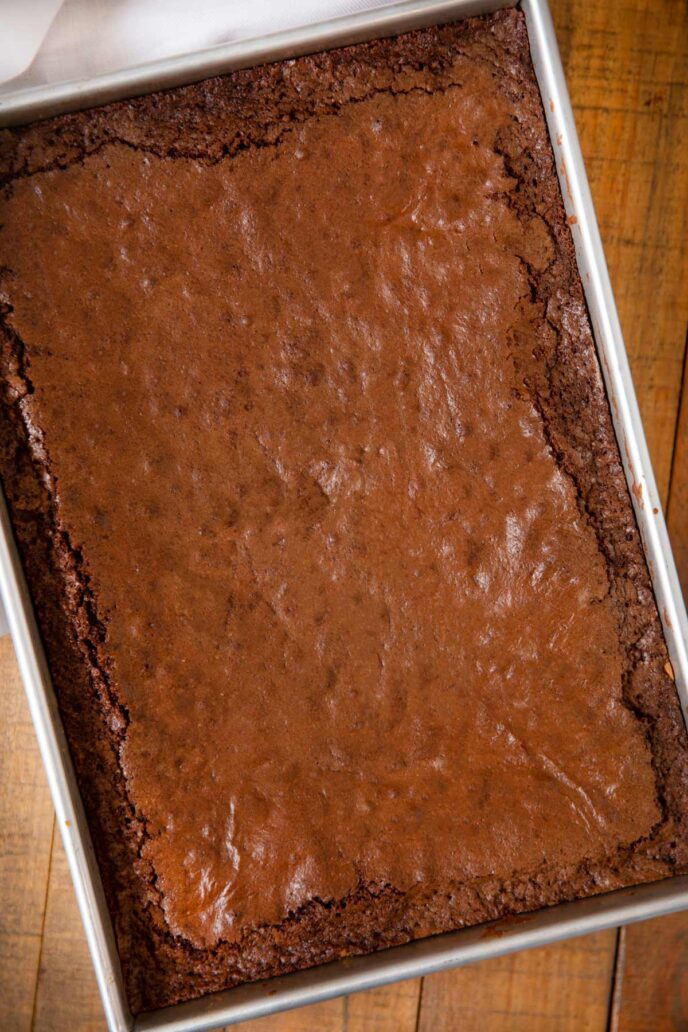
[1,7,686,1013]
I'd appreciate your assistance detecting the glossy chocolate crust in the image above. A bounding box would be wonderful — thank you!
[1,8,687,1015]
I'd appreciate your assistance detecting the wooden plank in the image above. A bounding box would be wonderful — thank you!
[0,636,55,1032]
[233,999,344,1032]
[237,980,421,1032]
[342,981,421,1032]
[610,275,688,1032]
[667,343,688,596]
[610,914,688,1031]
[579,0,688,1026]
[32,836,105,1032]
[417,930,617,1032]
[554,0,688,500]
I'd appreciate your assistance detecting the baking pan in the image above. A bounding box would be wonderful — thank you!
[1,1,687,1030]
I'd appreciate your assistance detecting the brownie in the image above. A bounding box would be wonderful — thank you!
[1,7,686,1015]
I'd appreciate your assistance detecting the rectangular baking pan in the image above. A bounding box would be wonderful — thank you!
[1,1,687,1030]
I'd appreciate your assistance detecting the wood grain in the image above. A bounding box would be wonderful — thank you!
[667,345,688,597]
[0,2,686,1030]
[31,839,105,1032]
[553,0,688,500]
[418,931,617,1032]
[610,914,688,1031]
[610,236,688,1032]
[0,636,55,1032]
[236,980,421,1032]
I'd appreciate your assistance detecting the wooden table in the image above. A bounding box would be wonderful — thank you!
[1,1,687,1029]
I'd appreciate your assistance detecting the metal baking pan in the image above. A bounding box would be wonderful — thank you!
[1,1,687,1030]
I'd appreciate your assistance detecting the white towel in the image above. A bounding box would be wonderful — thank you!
[0,0,399,89]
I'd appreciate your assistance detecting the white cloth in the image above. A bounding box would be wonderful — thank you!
[0,0,400,90]
[0,0,63,84]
